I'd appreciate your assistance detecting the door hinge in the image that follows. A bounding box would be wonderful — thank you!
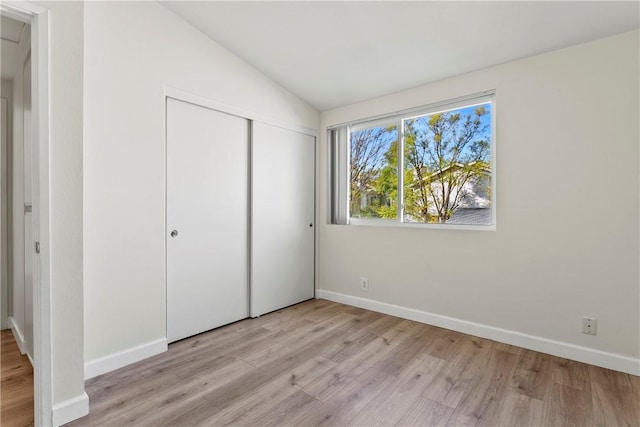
[35,241,40,254]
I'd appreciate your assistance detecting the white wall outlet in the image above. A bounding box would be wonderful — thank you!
[582,317,597,335]
[360,277,369,291]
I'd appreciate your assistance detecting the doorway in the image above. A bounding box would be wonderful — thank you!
[1,13,34,426]
[1,3,51,425]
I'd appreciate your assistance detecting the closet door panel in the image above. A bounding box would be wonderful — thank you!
[251,122,315,317]
[166,98,249,343]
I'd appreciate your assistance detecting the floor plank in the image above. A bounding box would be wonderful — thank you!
[510,349,553,400]
[551,356,592,392]
[0,329,34,427]
[397,396,455,427]
[543,383,593,427]
[591,381,640,427]
[298,365,395,426]
[349,353,446,426]
[494,392,545,427]
[303,333,398,402]
[421,336,494,408]
[589,364,633,390]
[66,300,640,427]
[630,373,640,400]
[206,356,333,426]
[450,348,518,426]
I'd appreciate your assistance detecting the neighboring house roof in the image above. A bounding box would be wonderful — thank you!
[447,207,492,225]
[426,161,491,181]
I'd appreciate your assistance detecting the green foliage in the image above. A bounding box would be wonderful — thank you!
[403,106,491,223]
[374,140,398,218]
[349,125,398,218]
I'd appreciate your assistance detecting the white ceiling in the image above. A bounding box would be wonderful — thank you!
[161,1,639,111]
[1,15,26,80]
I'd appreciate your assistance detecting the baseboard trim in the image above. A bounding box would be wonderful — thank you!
[52,392,89,427]
[8,316,27,355]
[317,290,640,376]
[84,338,168,380]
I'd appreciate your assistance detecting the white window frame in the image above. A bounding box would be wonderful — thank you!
[330,91,496,231]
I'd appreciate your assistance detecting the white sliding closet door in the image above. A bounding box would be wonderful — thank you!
[251,122,315,317]
[166,98,249,343]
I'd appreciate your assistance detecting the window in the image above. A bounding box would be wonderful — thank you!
[349,122,398,219]
[329,93,495,229]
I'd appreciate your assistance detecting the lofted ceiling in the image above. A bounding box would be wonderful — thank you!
[1,15,27,80]
[161,1,639,111]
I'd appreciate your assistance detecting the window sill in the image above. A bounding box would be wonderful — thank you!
[347,218,496,232]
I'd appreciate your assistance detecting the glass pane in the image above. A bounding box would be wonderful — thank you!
[349,124,398,219]
[403,102,492,225]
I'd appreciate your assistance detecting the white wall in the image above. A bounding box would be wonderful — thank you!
[9,23,29,355]
[2,4,85,423]
[318,30,639,372]
[33,0,85,418]
[83,1,318,370]
[0,79,11,330]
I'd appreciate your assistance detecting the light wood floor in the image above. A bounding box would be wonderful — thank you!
[69,299,639,426]
[1,329,34,427]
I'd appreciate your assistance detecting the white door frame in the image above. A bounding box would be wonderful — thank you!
[1,2,51,426]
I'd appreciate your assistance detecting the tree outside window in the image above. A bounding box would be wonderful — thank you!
[348,100,492,226]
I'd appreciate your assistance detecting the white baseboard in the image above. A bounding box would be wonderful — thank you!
[317,290,640,376]
[52,392,89,427]
[84,338,168,380]
[8,316,27,355]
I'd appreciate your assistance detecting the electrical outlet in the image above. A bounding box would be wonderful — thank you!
[582,317,597,335]
[360,277,369,292]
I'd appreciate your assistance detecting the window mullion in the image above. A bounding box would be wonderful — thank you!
[397,118,404,223]
[345,126,351,223]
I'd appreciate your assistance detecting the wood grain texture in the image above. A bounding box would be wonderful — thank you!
[1,329,34,427]
[67,300,640,427]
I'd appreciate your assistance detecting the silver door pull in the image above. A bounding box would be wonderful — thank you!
[170,230,178,238]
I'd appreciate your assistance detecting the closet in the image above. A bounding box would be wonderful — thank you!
[166,97,315,343]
